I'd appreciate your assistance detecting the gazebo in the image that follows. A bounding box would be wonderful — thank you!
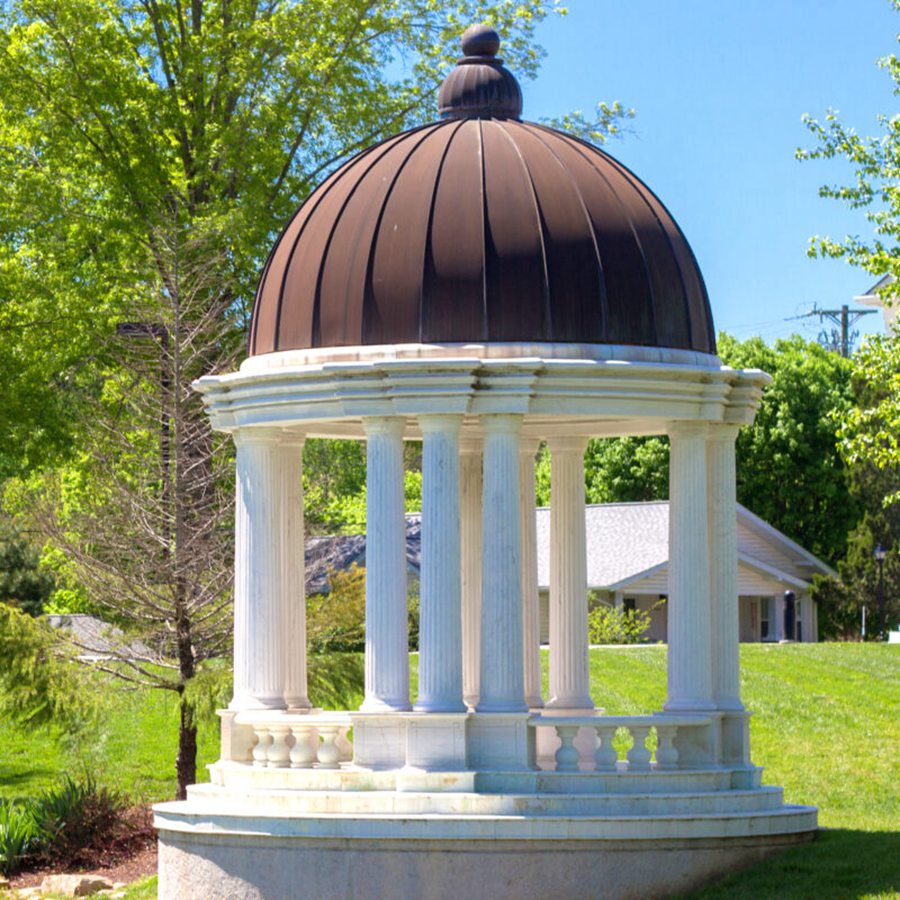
[155,25,816,899]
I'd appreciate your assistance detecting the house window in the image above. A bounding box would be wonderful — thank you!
[760,597,771,640]
[623,597,636,613]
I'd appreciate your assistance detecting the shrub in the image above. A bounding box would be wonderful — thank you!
[587,595,660,644]
[32,773,120,866]
[0,774,122,875]
[0,800,39,875]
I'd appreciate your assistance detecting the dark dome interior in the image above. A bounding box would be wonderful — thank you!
[248,26,715,357]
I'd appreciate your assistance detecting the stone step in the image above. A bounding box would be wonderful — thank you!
[186,781,784,817]
[156,799,818,843]
[206,760,759,796]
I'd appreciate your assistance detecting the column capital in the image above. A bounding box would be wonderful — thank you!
[233,426,301,448]
[362,416,406,438]
[667,420,709,440]
[546,434,588,455]
[518,435,541,457]
[706,422,742,444]
[479,413,523,434]
[418,413,464,435]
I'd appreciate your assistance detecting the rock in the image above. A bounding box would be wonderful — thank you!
[39,874,115,897]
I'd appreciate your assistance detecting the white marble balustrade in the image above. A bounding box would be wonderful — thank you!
[242,712,353,770]
[530,714,713,773]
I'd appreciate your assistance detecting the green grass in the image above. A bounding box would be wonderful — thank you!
[0,684,219,804]
[579,643,899,899]
[0,644,897,898]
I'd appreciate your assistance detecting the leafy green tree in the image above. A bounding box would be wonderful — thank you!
[797,3,900,632]
[0,515,55,616]
[718,333,860,566]
[0,0,594,479]
[3,0,614,799]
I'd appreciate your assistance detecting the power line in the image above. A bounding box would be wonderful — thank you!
[788,304,878,357]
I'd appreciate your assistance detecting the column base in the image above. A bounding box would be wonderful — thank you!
[468,713,534,770]
[405,714,468,771]
[360,697,412,714]
[351,714,407,770]
[720,709,752,767]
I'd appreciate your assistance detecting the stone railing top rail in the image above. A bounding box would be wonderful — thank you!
[232,709,352,727]
[529,714,712,729]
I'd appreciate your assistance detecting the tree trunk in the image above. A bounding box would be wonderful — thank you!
[175,693,198,801]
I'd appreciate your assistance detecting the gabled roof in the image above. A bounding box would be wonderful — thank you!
[534,501,834,591]
[305,517,421,594]
[46,613,154,662]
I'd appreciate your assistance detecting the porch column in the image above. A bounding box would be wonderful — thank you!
[707,424,743,710]
[361,417,410,712]
[546,436,593,710]
[477,414,527,712]
[665,422,714,711]
[232,428,306,710]
[520,437,543,708]
[460,438,483,709]
[415,415,465,712]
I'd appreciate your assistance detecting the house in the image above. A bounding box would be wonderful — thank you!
[536,501,833,644]
[855,273,898,332]
[307,501,832,644]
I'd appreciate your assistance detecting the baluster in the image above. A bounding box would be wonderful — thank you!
[336,725,353,763]
[654,725,679,769]
[289,726,318,768]
[554,725,580,772]
[626,725,652,771]
[593,724,619,771]
[317,725,342,769]
[267,725,292,768]
[252,728,271,768]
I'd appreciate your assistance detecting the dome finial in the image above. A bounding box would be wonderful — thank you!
[438,24,523,120]
[460,23,501,58]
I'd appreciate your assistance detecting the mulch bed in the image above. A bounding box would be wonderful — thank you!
[8,806,157,889]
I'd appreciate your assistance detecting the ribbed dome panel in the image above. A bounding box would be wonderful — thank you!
[248,119,715,356]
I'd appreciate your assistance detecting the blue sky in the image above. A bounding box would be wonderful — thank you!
[523,0,898,346]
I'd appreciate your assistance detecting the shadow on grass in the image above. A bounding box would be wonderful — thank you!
[0,767,58,794]
[685,829,900,899]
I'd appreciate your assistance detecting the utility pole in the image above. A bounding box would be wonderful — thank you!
[793,304,878,357]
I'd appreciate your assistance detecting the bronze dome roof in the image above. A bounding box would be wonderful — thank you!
[249,27,715,357]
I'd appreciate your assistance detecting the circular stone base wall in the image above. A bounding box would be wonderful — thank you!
[158,830,815,900]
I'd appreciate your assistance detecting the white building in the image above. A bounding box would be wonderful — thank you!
[535,501,831,644]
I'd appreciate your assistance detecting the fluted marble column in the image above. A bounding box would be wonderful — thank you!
[546,436,592,709]
[460,439,483,709]
[477,414,527,712]
[708,424,744,711]
[415,415,465,712]
[283,434,310,709]
[232,428,307,710]
[361,417,410,712]
[665,422,714,711]
[520,438,543,708]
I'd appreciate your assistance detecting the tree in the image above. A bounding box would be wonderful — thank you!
[718,334,860,566]
[0,514,55,616]
[798,2,900,632]
[0,0,633,797]
[0,0,622,479]
[16,229,238,799]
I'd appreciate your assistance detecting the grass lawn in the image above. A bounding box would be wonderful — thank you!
[0,644,896,898]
